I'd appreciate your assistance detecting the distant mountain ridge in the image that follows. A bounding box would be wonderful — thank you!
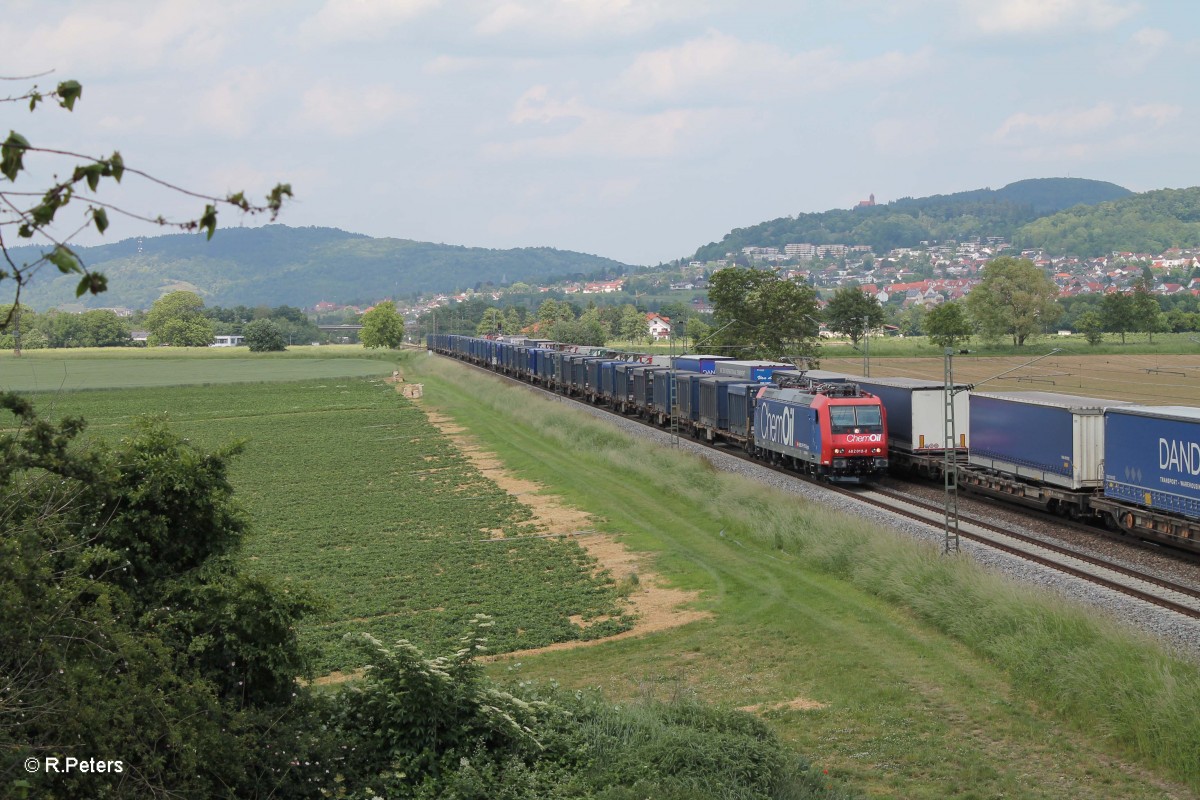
[15,178,1200,313]
[13,227,633,311]
[693,178,1133,261]
[1013,186,1200,257]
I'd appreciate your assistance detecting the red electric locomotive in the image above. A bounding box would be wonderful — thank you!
[753,381,889,483]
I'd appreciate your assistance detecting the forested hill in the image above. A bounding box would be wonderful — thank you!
[14,226,633,311]
[693,178,1132,261]
[1013,187,1200,257]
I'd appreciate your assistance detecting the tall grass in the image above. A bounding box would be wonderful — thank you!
[413,353,1200,787]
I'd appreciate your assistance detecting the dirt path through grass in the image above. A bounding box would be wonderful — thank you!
[417,402,712,655]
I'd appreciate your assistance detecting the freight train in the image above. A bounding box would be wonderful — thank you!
[426,334,1200,553]
[426,333,889,484]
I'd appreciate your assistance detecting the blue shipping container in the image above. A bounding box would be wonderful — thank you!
[673,354,733,374]
[632,366,667,408]
[1104,406,1200,521]
[699,377,748,431]
[715,361,793,382]
[727,383,758,437]
[652,369,677,416]
[969,392,1123,490]
[675,373,704,421]
[613,362,638,402]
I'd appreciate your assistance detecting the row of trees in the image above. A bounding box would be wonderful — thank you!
[1,292,323,352]
[705,256,1164,360]
[0,305,132,350]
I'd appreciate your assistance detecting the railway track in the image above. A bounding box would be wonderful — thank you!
[848,485,1200,619]
[434,352,1200,623]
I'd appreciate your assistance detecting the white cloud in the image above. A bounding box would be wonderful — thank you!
[297,80,414,137]
[193,67,278,138]
[1,1,245,74]
[490,85,730,159]
[871,116,943,158]
[994,102,1180,143]
[298,0,440,44]
[991,101,1182,162]
[474,0,696,39]
[421,54,541,75]
[508,85,588,124]
[1129,103,1182,126]
[994,104,1118,141]
[1132,27,1170,48]
[615,31,932,105]
[961,0,1138,36]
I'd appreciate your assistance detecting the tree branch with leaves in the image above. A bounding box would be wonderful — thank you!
[0,73,292,332]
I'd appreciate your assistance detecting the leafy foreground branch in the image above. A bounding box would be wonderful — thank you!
[1,75,291,329]
[0,394,840,799]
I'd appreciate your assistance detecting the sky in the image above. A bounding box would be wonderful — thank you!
[3,0,1198,267]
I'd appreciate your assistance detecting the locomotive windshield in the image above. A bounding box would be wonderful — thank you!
[830,405,883,434]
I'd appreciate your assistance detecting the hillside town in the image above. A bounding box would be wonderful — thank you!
[310,239,1200,328]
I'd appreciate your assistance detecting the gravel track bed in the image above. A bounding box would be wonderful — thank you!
[554,394,1200,663]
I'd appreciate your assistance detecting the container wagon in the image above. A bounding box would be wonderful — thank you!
[961,391,1130,517]
[852,376,971,476]
[1092,405,1200,549]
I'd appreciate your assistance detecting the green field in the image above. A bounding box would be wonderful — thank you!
[9,357,631,674]
[8,346,1200,797]
[0,345,397,391]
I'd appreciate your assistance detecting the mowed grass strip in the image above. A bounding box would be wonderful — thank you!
[410,352,1200,800]
[18,375,631,674]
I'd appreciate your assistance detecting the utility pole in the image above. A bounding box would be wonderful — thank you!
[943,348,959,554]
[862,316,870,377]
[942,347,1063,555]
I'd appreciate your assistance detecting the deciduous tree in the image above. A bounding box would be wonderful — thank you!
[0,397,324,797]
[1132,279,1168,343]
[145,290,214,346]
[244,317,287,351]
[923,301,974,349]
[1101,291,1136,344]
[361,300,405,348]
[1075,310,1105,345]
[618,304,647,344]
[708,267,821,360]
[824,286,885,346]
[965,256,1061,346]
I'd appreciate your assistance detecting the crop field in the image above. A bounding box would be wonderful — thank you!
[0,345,396,391]
[11,374,631,674]
[823,352,1200,406]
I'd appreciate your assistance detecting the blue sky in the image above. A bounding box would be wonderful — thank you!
[4,0,1196,266]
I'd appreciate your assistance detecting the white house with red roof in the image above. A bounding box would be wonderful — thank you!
[646,313,672,340]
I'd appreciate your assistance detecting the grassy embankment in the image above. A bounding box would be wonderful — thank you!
[409,351,1200,799]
